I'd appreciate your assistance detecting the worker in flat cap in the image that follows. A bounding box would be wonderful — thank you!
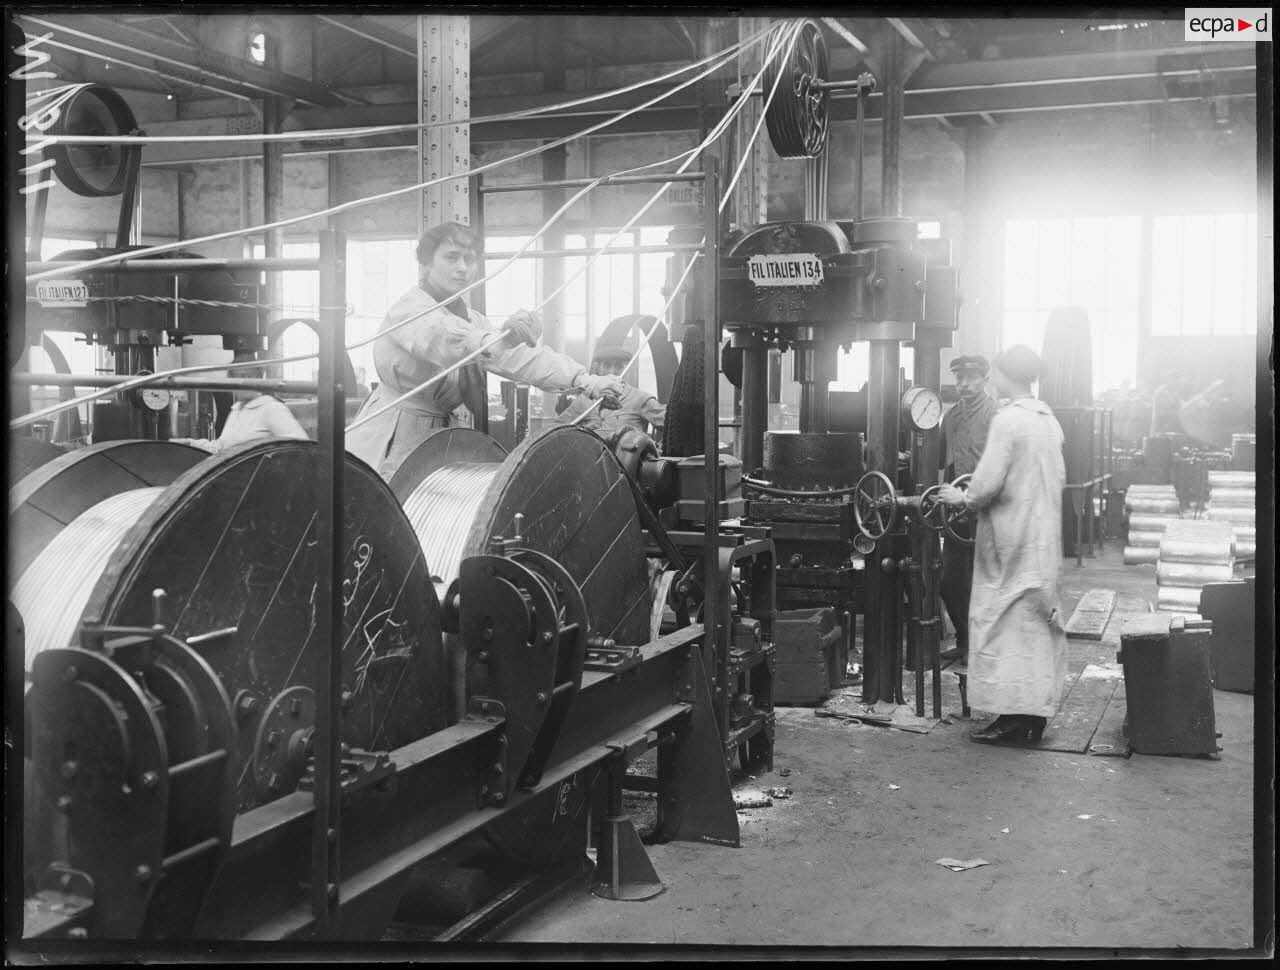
[938,345,1068,745]
[172,351,308,453]
[557,335,667,437]
[347,221,627,477]
[937,354,998,664]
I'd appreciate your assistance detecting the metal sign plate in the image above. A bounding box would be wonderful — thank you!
[35,280,90,308]
[746,254,824,288]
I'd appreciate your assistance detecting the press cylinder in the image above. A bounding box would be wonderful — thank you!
[1127,530,1164,548]
[1126,497,1180,514]
[1156,585,1204,612]
[1207,470,1254,489]
[1206,487,1254,507]
[1128,514,1176,532]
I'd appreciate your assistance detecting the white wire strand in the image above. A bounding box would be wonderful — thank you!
[25,30,769,147]
[14,22,796,432]
[27,35,767,284]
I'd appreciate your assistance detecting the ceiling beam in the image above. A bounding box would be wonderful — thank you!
[134,68,1257,168]
[885,17,934,59]
[17,13,355,107]
[316,15,414,58]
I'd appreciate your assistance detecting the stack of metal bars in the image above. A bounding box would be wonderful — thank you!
[1154,519,1236,618]
[1123,484,1181,565]
[1205,470,1256,561]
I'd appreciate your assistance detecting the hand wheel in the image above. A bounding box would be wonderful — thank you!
[942,474,974,547]
[853,470,899,541]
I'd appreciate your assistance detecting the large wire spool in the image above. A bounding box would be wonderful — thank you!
[463,426,654,647]
[10,440,207,580]
[8,437,66,486]
[68,439,446,811]
[763,19,830,158]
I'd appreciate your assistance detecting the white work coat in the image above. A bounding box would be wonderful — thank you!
[346,286,590,475]
[964,397,1069,718]
[182,395,308,453]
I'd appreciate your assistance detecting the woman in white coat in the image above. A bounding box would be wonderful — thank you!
[346,222,626,476]
[939,345,1069,745]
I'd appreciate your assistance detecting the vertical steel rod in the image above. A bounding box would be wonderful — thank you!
[740,344,768,474]
[854,84,866,222]
[311,228,346,934]
[701,157,723,734]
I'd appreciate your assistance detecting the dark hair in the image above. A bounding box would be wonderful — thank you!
[416,221,481,266]
[993,345,1043,385]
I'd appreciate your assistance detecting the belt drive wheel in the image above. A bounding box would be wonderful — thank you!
[462,426,654,649]
[75,439,447,812]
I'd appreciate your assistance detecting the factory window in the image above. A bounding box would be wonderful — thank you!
[1002,216,1142,394]
[1150,213,1258,336]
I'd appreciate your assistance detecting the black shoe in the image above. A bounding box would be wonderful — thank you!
[940,646,967,663]
[970,714,1045,745]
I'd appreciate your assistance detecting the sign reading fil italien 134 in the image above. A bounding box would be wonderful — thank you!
[747,253,825,287]
[1184,8,1272,39]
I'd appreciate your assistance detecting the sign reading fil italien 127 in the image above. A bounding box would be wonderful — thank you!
[747,253,825,287]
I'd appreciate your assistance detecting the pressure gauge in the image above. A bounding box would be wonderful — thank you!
[901,385,943,431]
[130,373,172,412]
[853,534,877,556]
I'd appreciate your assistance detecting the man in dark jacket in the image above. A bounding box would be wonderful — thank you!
[938,354,999,663]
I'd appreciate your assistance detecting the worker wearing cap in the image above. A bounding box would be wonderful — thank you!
[558,341,667,436]
[172,355,308,453]
[938,354,999,664]
[938,345,1068,744]
[347,222,626,476]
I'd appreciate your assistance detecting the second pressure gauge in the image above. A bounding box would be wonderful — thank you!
[901,385,943,431]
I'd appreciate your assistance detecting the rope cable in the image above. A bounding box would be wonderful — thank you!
[28,35,765,284]
[350,21,794,435]
[25,29,771,148]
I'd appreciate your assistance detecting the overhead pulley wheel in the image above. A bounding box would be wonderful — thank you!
[853,470,898,541]
[763,19,830,159]
[48,84,141,197]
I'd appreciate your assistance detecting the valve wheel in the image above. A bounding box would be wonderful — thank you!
[942,474,975,547]
[853,470,898,541]
[917,484,948,530]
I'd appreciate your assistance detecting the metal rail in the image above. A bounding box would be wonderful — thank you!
[486,243,705,260]
[480,171,706,194]
[12,373,319,394]
[27,257,321,276]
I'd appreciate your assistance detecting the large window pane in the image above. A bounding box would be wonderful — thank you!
[1003,220,1039,310]
[1036,219,1070,308]
[1150,216,1182,336]
[1179,215,1215,334]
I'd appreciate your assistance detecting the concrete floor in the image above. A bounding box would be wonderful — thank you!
[496,545,1261,953]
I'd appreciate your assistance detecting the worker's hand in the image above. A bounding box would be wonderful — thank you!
[937,483,966,507]
[579,373,627,407]
[501,309,543,348]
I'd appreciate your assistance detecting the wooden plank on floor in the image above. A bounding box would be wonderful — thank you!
[1065,588,1117,640]
[1087,678,1131,757]
[1029,664,1122,753]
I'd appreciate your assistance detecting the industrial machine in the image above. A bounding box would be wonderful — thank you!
[15,422,769,939]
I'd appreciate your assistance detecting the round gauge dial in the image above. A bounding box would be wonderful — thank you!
[853,534,877,556]
[901,385,943,431]
[130,373,172,412]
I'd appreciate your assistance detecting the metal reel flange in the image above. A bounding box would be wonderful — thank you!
[853,470,899,541]
[763,19,830,159]
[9,440,207,581]
[27,646,169,938]
[76,439,448,812]
[942,474,974,547]
[462,426,654,649]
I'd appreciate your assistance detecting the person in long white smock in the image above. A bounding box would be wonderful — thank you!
[346,222,626,477]
[172,361,308,453]
[939,344,1068,745]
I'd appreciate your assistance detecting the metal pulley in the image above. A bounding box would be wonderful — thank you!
[763,19,830,158]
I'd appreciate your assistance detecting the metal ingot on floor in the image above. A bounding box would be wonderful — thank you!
[1117,615,1219,756]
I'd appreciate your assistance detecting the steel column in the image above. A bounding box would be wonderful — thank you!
[740,343,768,474]
[863,340,903,705]
[311,228,346,934]
[262,91,288,378]
[881,32,904,217]
[733,17,771,229]
[418,15,471,229]
[701,157,724,726]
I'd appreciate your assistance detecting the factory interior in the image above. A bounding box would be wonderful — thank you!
[5,8,1275,960]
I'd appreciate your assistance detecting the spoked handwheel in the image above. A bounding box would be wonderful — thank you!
[942,474,974,546]
[853,470,899,541]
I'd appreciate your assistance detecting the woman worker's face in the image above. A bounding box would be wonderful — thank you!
[424,241,479,297]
